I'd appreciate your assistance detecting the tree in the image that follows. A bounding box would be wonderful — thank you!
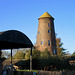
[25,49,30,60]
[25,49,41,60]
[32,49,41,59]
[1,50,11,59]
[72,51,75,57]
[56,38,66,56]
[40,48,51,59]
[13,50,25,59]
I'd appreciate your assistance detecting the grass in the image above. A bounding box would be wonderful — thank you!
[16,69,38,73]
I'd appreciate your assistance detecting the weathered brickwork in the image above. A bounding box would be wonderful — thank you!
[35,12,57,55]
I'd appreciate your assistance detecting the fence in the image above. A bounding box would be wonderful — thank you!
[38,71,75,75]
[8,71,33,75]
[7,70,75,75]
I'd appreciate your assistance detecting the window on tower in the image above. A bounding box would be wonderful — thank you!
[41,41,43,45]
[38,31,40,34]
[48,30,50,33]
[48,41,50,46]
[53,49,56,54]
[48,23,50,27]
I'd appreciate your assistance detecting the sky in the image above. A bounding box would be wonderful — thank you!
[0,0,75,54]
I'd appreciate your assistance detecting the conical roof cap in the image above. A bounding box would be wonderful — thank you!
[38,12,54,19]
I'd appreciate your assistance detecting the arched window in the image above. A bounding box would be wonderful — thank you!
[53,49,56,54]
[48,30,50,33]
[48,41,50,46]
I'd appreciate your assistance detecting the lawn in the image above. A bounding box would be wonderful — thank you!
[16,69,38,73]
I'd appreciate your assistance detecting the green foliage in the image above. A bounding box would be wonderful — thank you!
[32,58,40,70]
[25,49,30,60]
[56,38,66,56]
[15,60,30,69]
[32,49,41,59]
[40,48,51,59]
[23,48,73,70]
[16,69,38,73]
[13,50,25,59]
[15,54,75,70]
[25,49,41,60]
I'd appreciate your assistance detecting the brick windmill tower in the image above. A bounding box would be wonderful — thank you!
[35,12,57,55]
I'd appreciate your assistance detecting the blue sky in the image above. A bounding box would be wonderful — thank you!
[0,0,75,54]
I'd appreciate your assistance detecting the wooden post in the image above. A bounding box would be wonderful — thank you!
[11,49,12,64]
[30,47,32,71]
[0,49,2,75]
[11,49,13,75]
